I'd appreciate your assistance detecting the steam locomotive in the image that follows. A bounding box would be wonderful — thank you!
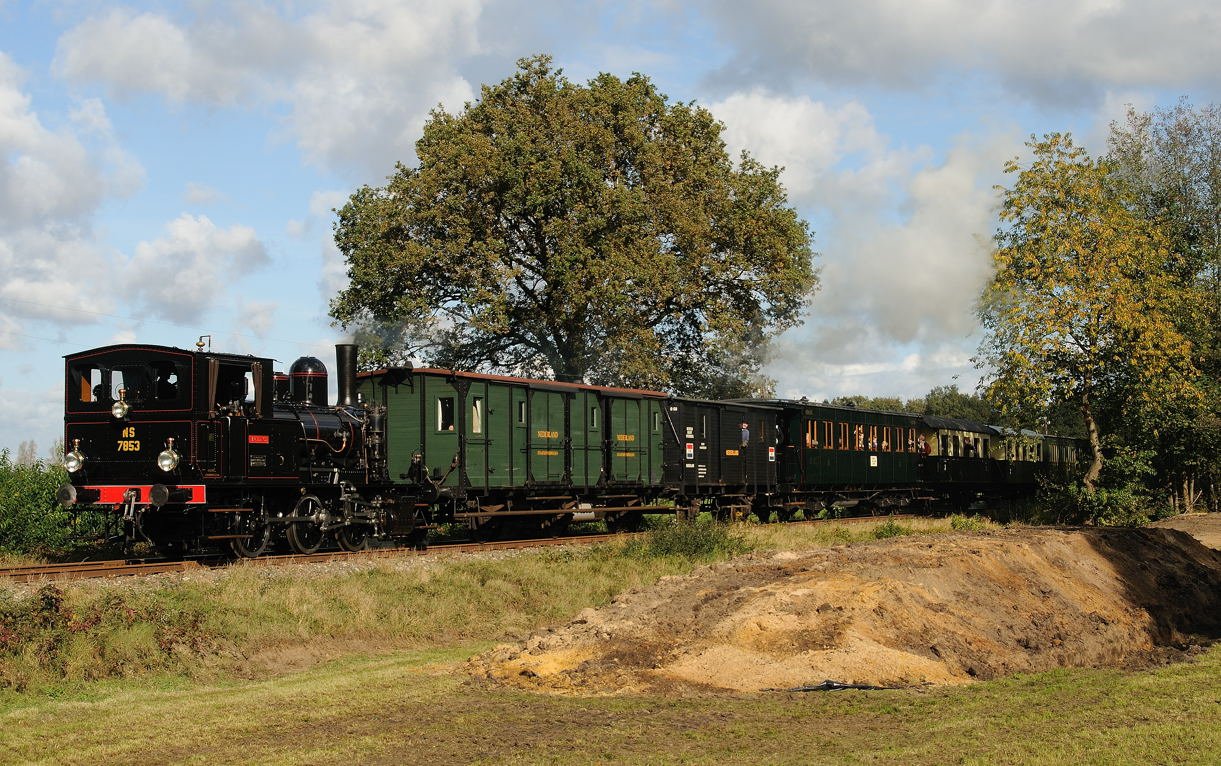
[56,341,1081,558]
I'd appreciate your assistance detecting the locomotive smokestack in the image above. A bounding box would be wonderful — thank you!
[336,343,358,407]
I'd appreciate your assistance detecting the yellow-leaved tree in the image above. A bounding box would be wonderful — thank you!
[978,133,1198,491]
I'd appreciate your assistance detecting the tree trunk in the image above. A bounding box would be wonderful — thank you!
[1081,392,1104,492]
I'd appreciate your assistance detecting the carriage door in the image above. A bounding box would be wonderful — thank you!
[528,389,566,484]
[609,397,644,484]
[569,390,600,489]
[721,408,748,486]
[463,381,489,491]
[678,403,721,487]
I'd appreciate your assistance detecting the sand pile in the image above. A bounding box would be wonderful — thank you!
[471,526,1221,694]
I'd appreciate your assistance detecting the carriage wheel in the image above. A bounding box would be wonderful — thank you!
[335,525,370,552]
[229,511,271,558]
[286,495,327,554]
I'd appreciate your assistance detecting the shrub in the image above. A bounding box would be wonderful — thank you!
[0,584,223,690]
[871,520,912,539]
[0,451,77,556]
[949,514,990,533]
[623,520,751,561]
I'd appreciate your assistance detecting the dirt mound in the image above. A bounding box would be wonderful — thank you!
[471,528,1221,694]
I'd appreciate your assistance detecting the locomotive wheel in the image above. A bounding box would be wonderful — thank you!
[229,512,271,558]
[335,525,370,552]
[287,496,327,554]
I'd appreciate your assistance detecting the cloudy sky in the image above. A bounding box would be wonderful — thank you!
[1,0,1217,456]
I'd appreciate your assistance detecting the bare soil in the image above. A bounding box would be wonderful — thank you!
[472,523,1221,695]
[1153,511,1221,548]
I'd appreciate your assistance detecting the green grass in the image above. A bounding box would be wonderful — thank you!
[0,527,757,692]
[0,641,1216,765]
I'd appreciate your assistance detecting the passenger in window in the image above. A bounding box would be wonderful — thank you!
[739,421,750,448]
[155,368,178,400]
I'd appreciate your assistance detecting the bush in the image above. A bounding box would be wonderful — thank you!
[1064,483,1151,527]
[0,584,222,690]
[0,451,77,556]
[622,520,751,561]
[949,514,990,533]
[871,520,912,539]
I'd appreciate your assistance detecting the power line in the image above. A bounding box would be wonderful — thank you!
[0,296,336,350]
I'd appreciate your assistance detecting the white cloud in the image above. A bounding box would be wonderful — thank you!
[704,0,1221,105]
[237,299,278,339]
[0,381,63,456]
[184,181,223,205]
[53,2,483,177]
[124,214,269,323]
[53,9,245,104]
[733,94,1018,399]
[0,54,142,335]
[710,90,924,210]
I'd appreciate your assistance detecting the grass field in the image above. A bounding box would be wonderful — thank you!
[1,517,1217,765]
[1,641,1217,765]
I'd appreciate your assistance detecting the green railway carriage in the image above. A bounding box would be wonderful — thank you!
[356,366,668,530]
[770,401,925,513]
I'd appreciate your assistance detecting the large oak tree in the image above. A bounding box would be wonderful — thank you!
[978,133,1198,491]
[330,56,817,396]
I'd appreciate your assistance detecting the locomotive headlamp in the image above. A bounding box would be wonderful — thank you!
[65,439,85,473]
[111,388,130,420]
[157,437,180,472]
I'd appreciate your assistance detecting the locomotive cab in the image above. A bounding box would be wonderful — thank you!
[62,345,202,491]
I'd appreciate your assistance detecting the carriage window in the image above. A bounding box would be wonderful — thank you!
[824,421,833,450]
[854,425,866,451]
[882,427,892,452]
[437,397,455,431]
[869,426,879,451]
[471,397,483,434]
[701,415,707,439]
[653,411,661,433]
[517,400,527,425]
[838,422,848,450]
[805,420,815,448]
[590,406,599,430]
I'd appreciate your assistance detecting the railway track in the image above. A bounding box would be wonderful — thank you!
[0,514,916,585]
